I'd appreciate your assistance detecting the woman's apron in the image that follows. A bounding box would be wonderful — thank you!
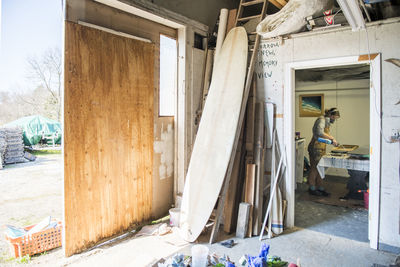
[308,124,330,167]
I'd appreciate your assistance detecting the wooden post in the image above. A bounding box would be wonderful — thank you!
[236,202,251,238]
[226,9,238,36]
[253,102,265,235]
[244,163,256,237]
[245,80,256,159]
[201,49,214,109]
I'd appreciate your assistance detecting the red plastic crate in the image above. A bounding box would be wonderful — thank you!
[5,220,62,258]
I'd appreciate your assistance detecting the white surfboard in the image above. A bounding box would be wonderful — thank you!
[179,27,248,242]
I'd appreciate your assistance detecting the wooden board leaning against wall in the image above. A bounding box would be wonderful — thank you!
[64,4,177,254]
[64,21,154,255]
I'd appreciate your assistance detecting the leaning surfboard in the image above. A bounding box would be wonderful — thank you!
[179,27,248,242]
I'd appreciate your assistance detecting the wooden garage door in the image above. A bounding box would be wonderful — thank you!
[64,21,154,256]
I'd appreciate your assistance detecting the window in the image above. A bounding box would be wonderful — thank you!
[159,34,177,116]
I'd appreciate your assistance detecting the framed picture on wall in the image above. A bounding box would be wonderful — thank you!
[299,94,324,117]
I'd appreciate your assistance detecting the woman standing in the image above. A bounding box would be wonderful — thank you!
[307,107,340,196]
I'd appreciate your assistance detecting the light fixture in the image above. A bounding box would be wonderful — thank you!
[337,0,366,31]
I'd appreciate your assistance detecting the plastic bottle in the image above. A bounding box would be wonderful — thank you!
[317,137,333,144]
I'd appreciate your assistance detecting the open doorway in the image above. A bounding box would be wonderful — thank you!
[294,64,370,243]
[284,54,382,249]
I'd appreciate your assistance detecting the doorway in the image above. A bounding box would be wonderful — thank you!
[294,64,370,242]
[284,54,382,249]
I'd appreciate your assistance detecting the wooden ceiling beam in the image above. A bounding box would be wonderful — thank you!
[268,0,284,9]
[276,0,288,6]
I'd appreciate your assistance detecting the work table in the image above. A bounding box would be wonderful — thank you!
[317,153,370,178]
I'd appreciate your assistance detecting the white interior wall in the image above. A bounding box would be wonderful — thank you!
[255,19,400,251]
[295,79,370,176]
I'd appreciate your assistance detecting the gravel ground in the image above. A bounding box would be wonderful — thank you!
[0,154,63,266]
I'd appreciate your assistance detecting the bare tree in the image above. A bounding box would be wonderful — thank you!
[0,91,36,125]
[27,47,62,121]
[0,48,62,125]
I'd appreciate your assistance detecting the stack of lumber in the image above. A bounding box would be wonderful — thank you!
[0,129,6,168]
[223,78,266,238]
[2,128,25,164]
[192,2,292,242]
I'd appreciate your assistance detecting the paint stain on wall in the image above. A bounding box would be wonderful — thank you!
[154,123,174,180]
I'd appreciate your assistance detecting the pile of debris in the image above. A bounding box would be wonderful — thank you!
[153,243,294,267]
[2,127,26,165]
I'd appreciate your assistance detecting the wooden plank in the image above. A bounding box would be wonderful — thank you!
[179,27,248,242]
[260,149,265,213]
[358,53,378,61]
[242,0,265,6]
[282,199,288,221]
[191,48,206,148]
[269,0,283,9]
[253,102,265,235]
[226,9,238,36]
[244,163,256,237]
[245,80,256,154]
[223,124,245,233]
[201,49,214,109]
[236,202,251,238]
[64,21,154,256]
[237,14,262,22]
[275,0,288,7]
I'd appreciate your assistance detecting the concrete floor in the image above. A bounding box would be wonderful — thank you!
[52,179,395,267]
[296,199,369,243]
[295,181,369,243]
[26,224,396,267]
[1,157,397,266]
[27,192,396,267]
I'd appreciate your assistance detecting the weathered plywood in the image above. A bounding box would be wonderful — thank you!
[64,21,154,256]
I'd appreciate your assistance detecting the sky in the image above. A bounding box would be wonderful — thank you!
[0,0,63,93]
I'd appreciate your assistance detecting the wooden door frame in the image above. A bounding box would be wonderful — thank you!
[284,55,382,249]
